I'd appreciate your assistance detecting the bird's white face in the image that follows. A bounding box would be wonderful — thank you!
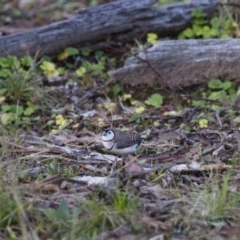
[101,130,115,150]
[102,130,115,141]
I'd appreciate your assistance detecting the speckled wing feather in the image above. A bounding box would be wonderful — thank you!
[114,130,142,149]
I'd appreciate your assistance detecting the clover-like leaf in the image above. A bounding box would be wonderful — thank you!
[147,33,159,45]
[145,93,163,108]
[40,61,59,77]
[135,106,145,114]
[0,97,6,105]
[208,79,223,89]
[181,28,194,38]
[81,48,91,56]
[1,113,15,125]
[199,119,208,128]
[76,66,86,77]
[222,81,232,90]
[122,94,132,101]
[58,47,79,60]
[24,102,38,116]
[208,91,226,101]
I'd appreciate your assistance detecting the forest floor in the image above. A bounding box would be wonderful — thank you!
[1,0,240,239]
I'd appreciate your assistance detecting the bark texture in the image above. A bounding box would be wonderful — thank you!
[111,39,240,88]
[0,0,219,57]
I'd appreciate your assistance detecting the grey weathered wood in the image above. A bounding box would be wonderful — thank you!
[111,38,240,88]
[0,0,219,57]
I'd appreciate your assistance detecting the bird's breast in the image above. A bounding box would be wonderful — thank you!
[109,144,139,155]
[102,140,114,150]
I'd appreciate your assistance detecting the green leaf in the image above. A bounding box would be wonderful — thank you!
[181,28,194,38]
[210,104,221,111]
[222,81,232,90]
[1,104,12,112]
[10,56,21,69]
[112,84,122,97]
[13,105,24,116]
[20,56,34,67]
[193,25,203,36]
[1,113,15,125]
[56,200,70,221]
[81,48,91,56]
[66,47,79,56]
[76,66,86,77]
[192,9,206,18]
[24,102,38,116]
[95,50,104,58]
[210,28,218,37]
[43,208,57,222]
[194,18,207,26]
[0,69,11,77]
[58,47,79,60]
[147,33,159,45]
[208,91,226,101]
[228,88,236,101]
[0,57,11,68]
[21,117,31,124]
[208,79,223,89]
[234,116,240,123]
[202,25,212,38]
[199,119,208,128]
[82,61,92,72]
[40,61,59,77]
[89,62,105,76]
[145,93,163,108]
[192,100,206,107]
[210,17,219,29]
[0,88,8,96]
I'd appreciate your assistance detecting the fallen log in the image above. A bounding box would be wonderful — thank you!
[111,38,240,88]
[0,0,219,57]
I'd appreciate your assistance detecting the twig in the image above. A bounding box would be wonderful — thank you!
[184,106,201,123]
[215,107,229,128]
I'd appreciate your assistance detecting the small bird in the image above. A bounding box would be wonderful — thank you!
[101,129,142,155]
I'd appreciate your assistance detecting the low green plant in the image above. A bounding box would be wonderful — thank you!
[58,47,79,60]
[112,190,138,214]
[192,79,236,109]
[207,79,235,103]
[0,191,19,228]
[108,84,123,102]
[145,93,163,108]
[187,173,240,223]
[41,190,140,239]
[0,56,40,129]
[0,56,36,100]
[39,60,65,77]
[75,52,107,82]
[57,47,116,84]
[47,159,60,175]
[168,171,240,237]
[62,165,75,178]
[43,200,81,223]
[178,8,237,39]
[76,190,139,238]
[147,33,159,45]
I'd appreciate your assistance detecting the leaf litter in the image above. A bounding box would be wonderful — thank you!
[2,79,240,239]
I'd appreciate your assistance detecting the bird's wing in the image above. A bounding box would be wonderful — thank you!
[114,131,142,149]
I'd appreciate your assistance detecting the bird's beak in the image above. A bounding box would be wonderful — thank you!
[102,131,107,137]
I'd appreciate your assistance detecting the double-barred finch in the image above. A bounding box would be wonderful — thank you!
[101,129,143,155]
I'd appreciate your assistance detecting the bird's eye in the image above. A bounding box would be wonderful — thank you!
[108,131,111,134]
